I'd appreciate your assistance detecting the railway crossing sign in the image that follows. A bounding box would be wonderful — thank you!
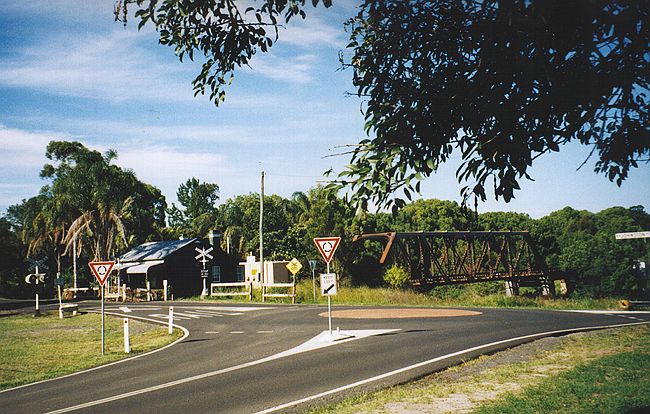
[195,246,214,267]
[320,273,337,296]
[314,237,341,264]
[88,261,115,286]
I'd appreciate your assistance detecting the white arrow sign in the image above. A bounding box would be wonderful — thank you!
[320,273,337,296]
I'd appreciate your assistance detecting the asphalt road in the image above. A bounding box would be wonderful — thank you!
[1,301,648,414]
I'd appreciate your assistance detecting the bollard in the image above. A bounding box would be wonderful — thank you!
[168,306,174,334]
[163,279,168,301]
[124,318,130,353]
[122,284,127,302]
[146,281,151,302]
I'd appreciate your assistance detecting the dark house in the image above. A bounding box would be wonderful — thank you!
[118,232,241,298]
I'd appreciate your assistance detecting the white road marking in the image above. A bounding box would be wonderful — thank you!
[205,331,219,334]
[43,329,398,414]
[257,331,274,334]
[559,309,650,314]
[175,306,273,312]
[254,321,650,414]
[230,331,245,334]
[119,307,132,313]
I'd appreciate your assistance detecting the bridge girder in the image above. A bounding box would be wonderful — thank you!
[353,231,556,287]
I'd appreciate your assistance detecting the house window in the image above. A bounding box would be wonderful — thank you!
[212,266,221,283]
[236,266,244,282]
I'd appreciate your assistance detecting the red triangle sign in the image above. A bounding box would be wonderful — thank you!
[314,237,341,264]
[88,261,115,286]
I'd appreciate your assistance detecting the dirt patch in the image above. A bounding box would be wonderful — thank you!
[318,308,482,319]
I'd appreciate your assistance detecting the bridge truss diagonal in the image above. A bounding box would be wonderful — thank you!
[353,231,564,290]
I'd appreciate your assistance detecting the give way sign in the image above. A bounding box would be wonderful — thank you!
[313,237,341,264]
[88,261,115,286]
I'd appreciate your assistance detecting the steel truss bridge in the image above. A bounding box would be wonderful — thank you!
[353,231,566,292]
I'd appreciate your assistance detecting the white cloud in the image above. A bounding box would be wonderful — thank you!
[116,145,229,186]
[278,16,347,49]
[0,125,67,167]
[0,29,194,103]
[247,53,318,84]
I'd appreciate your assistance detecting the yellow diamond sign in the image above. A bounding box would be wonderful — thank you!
[286,258,303,275]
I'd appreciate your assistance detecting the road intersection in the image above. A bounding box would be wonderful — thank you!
[1,302,648,413]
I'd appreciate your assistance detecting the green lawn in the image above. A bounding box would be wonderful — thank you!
[0,312,184,390]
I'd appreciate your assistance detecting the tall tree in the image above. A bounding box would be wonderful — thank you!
[334,0,649,211]
[40,141,166,261]
[117,1,647,214]
[167,178,220,238]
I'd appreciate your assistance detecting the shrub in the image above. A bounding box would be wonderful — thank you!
[383,264,411,289]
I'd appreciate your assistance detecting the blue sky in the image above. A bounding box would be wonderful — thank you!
[0,1,648,219]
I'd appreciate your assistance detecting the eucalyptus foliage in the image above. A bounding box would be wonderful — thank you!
[334,0,649,211]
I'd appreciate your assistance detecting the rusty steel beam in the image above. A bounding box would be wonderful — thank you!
[353,231,554,287]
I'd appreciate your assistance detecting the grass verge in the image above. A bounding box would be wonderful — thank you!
[0,312,184,390]
[307,325,650,414]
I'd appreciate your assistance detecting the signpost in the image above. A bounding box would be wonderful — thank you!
[615,231,650,240]
[309,260,318,302]
[24,270,46,317]
[616,231,649,298]
[314,237,342,337]
[55,273,65,319]
[320,273,337,335]
[89,261,115,355]
[195,246,214,297]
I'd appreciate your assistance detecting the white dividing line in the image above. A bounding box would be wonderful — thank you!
[253,321,650,414]
[257,331,274,334]
[230,331,245,334]
[205,331,219,334]
[42,330,397,414]
[559,309,650,314]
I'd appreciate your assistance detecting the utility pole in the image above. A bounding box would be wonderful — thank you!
[259,171,265,285]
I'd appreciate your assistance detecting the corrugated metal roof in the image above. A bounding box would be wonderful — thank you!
[119,238,200,263]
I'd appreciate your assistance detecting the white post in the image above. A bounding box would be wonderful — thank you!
[73,236,77,290]
[146,280,151,302]
[328,296,332,336]
[327,262,332,336]
[101,285,105,355]
[163,279,168,301]
[122,284,127,302]
[312,267,316,303]
[58,285,63,319]
[34,265,40,316]
[168,306,174,334]
[123,318,130,353]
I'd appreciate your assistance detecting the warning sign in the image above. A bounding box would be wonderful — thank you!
[88,261,115,286]
[313,237,341,264]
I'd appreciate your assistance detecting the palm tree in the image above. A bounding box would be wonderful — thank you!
[65,197,133,261]
[222,225,246,257]
[290,191,311,225]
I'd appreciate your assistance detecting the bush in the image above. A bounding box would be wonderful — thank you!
[383,264,411,289]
